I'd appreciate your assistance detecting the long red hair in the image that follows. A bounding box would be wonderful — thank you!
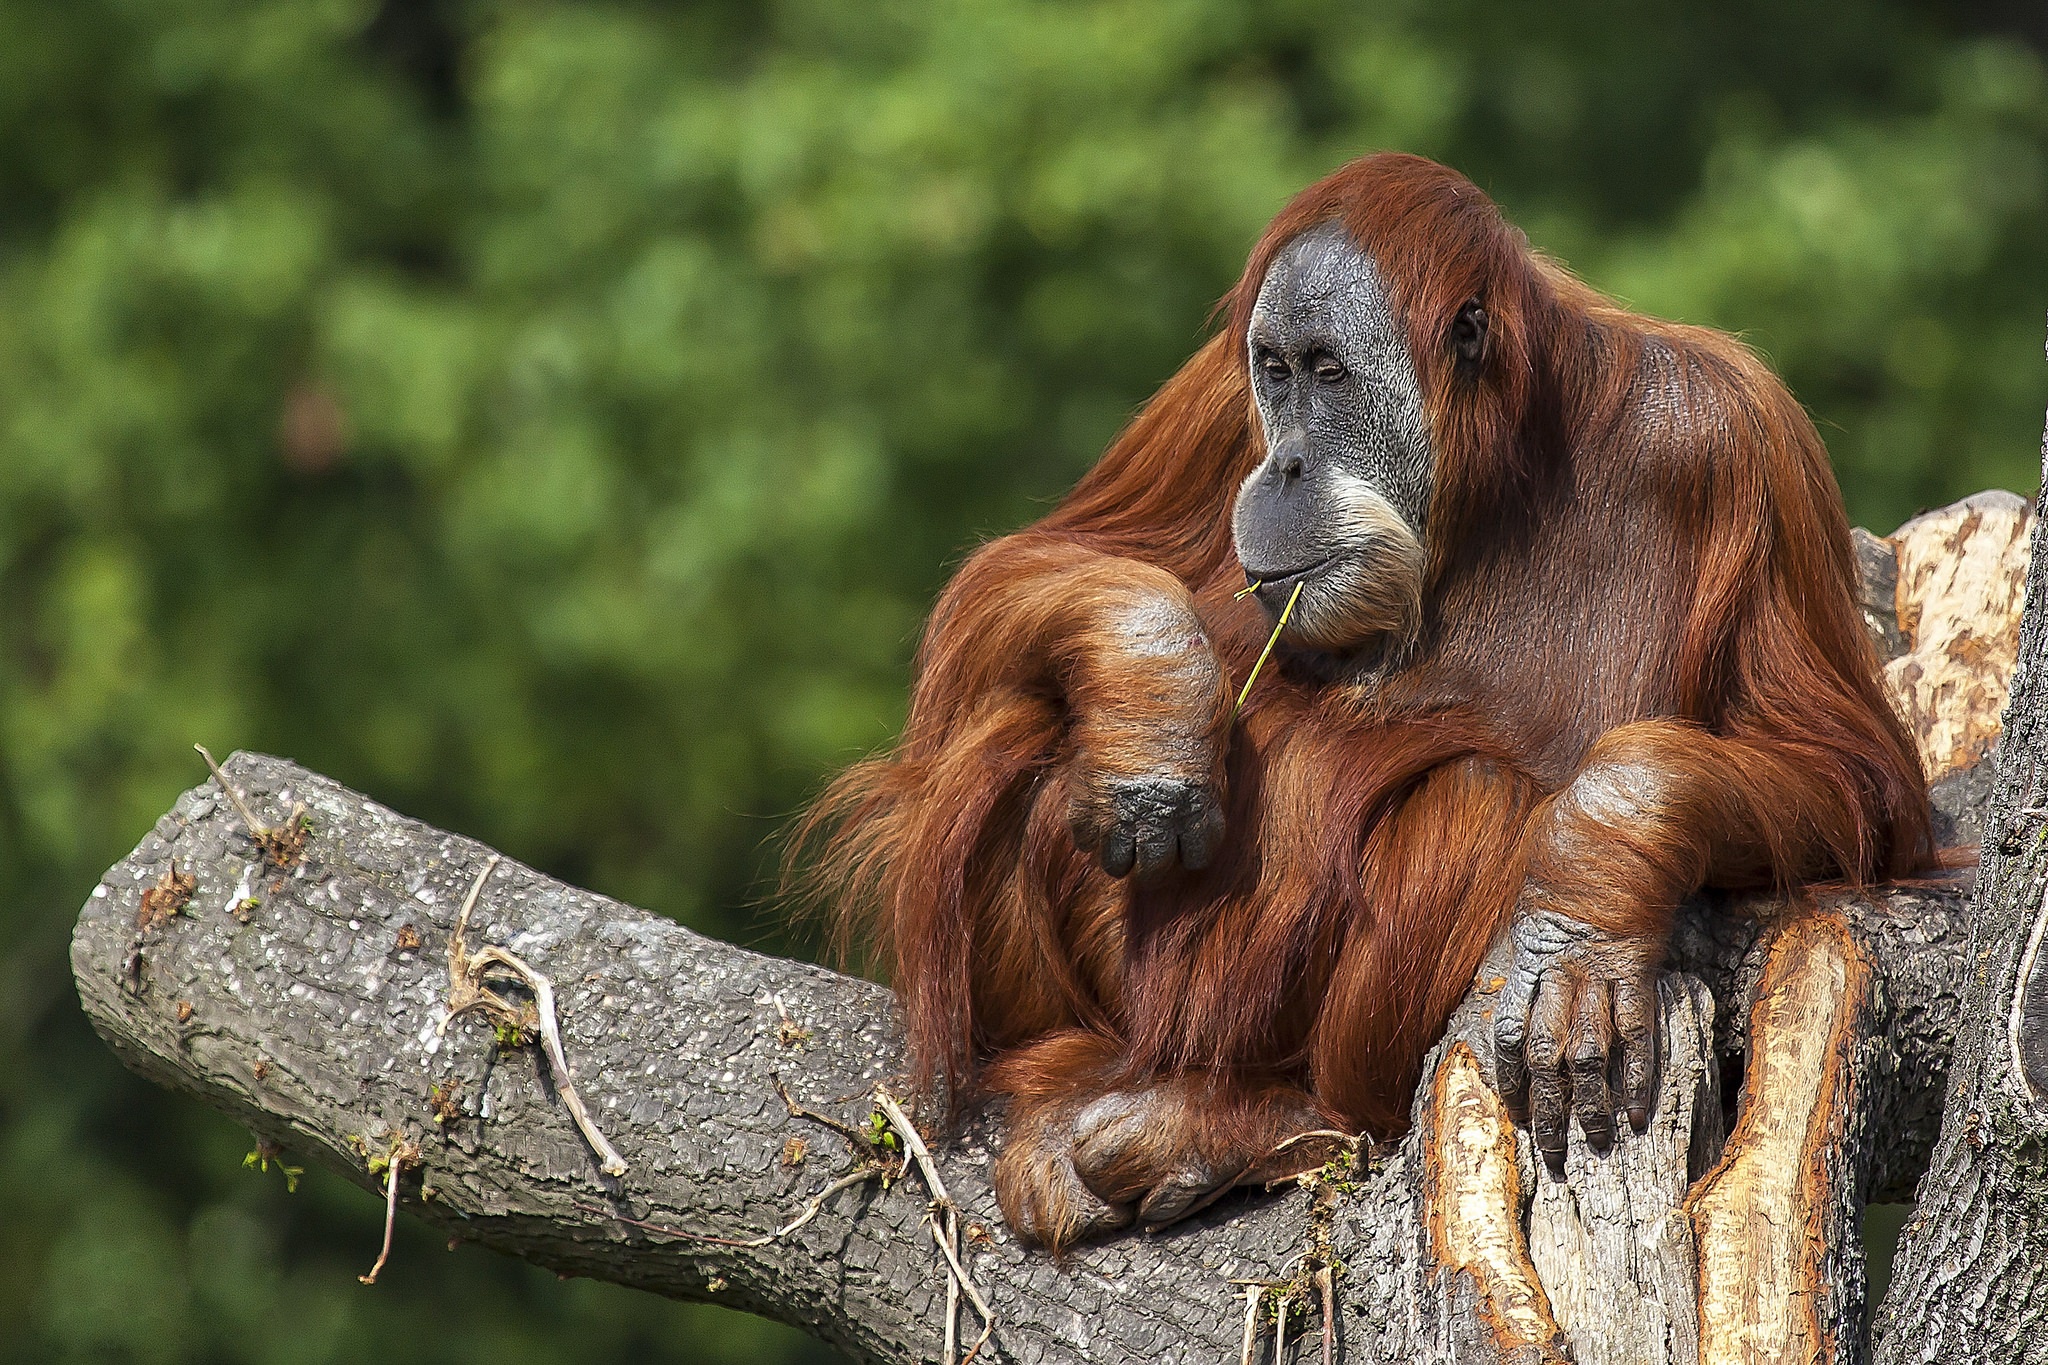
[798,153,1933,1136]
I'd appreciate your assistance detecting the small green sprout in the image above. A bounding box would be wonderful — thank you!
[244,1140,304,1193]
[861,1111,900,1152]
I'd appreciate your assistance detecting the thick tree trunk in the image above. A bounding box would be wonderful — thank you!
[68,753,1969,1364]
[67,487,2033,1364]
[1872,409,2048,1361]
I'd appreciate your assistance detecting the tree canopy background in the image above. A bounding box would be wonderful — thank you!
[1,2,2041,1361]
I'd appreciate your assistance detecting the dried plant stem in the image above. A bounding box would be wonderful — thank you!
[574,1167,880,1249]
[573,1073,908,1250]
[1241,1285,1264,1365]
[195,744,268,837]
[1235,580,1304,714]
[770,1074,869,1148]
[1317,1265,1336,1365]
[437,854,502,1035]
[358,1157,403,1285]
[479,943,626,1174]
[873,1089,995,1365]
[1261,1128,1360,1164]
[195,743,308,865]
[942,1204,960,1365]
[441,855,628,1177]
[574,1080,979,1346]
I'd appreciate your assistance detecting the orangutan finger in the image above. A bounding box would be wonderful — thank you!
[1568,975,1615,1154]
[1612,972,1658,1134]
[1178,791,1223,871]
[1492,961,1540,1121]
[1525,971,1574,1176]
[1100,827,1136,879]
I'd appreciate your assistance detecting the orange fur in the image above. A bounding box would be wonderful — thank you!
[796,154,1933,1234]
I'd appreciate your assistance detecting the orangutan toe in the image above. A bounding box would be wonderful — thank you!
[1067,1091,1155,1199]
[993,1104,1134,1251]
[995,1073,1340,1246]
[1133,1161,1238,1228]
[1070,1088,1241,1229]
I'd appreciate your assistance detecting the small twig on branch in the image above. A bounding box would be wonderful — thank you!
[2008,876,2048,1096]
[356,1135,420,1285]
[574,1071,907,1250]
[195,745,268,843]
[1266,1128,1361,1159]
[873,1088,996,1365]
[574,1167,883,1249]
[771,992,813,1049]
[195,744,308,867]
[438,854,505,1033]
[943,1202,961,1365]
[1258,1128,1361,1179]
[473,943,625,1175]
[439,855,628,1177]
[772,1073,871,1148]
[1316,1264,1336,1365]
[1233,1254,1335,1365]
[358,1162,401,1285]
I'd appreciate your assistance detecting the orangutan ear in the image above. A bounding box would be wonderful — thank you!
[1450,298,1489,375]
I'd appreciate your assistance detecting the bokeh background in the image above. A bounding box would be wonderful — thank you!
[1,2,2043,1361]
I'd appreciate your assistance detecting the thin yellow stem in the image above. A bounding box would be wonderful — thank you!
[1234,580,1303,714]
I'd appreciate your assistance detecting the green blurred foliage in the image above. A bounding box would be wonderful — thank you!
[0,2,2040,1360]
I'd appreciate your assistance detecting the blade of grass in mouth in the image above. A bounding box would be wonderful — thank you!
[1235,579,1303,714]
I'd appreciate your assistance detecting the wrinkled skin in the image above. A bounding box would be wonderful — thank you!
[1489,909,1663,1174]
[1233,223,1434,651]
[1069,774,1226,881]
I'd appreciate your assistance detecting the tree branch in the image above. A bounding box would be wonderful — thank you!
[68,750,1971,1364]
[69,491,2023,1363]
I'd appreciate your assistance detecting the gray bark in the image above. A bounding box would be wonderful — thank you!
[72,751,1977,1364]
[1872,393,2048,1361]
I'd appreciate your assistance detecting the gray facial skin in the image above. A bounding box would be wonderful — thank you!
[1231,222,1434,652]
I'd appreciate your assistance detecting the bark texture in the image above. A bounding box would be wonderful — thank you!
[1873,430,2048,1360]
[68,489,2031,1364]
[65,759,1970,1365]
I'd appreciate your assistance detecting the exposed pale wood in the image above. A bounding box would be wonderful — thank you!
[1690,912,1876,1365]
[1883,490,2033,781]
[1424,1043,1565,1359]
[1524,976,1720,1365]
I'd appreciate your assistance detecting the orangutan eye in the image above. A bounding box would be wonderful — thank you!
[1312,356,1347,384]
[1257,348,1290,383]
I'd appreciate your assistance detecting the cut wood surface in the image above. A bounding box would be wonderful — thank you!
[68,489,2037,1363]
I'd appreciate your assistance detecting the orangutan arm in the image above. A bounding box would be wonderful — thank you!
[910,534,1234,877]
[1491,719,1872,1172]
